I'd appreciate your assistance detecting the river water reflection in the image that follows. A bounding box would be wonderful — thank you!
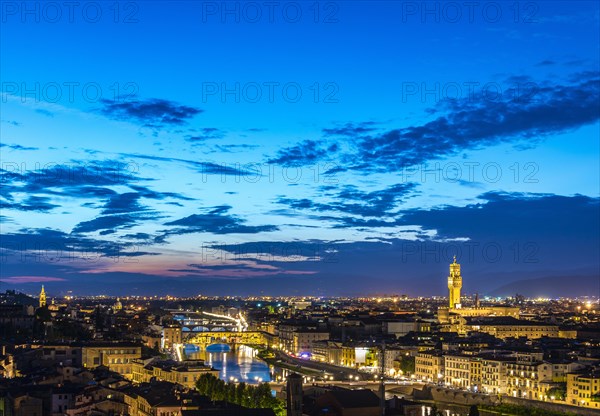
[184,344,272,384]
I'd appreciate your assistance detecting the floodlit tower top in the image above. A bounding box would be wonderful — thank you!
[39,285,47,308]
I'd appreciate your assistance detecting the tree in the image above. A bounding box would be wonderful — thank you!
[196,374,285,416]
[236,382,247,404]
[546,384,566,401]
[226,383,236,402]
[399,355,415,375]
[469,405,480,416]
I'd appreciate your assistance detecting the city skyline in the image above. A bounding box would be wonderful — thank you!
[1,1,599,297]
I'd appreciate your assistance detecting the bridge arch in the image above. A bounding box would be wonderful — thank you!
[191,326,210,332]
[206,343,231,352]
[210,326,228,332]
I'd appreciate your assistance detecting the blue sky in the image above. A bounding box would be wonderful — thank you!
[1,1,599,297]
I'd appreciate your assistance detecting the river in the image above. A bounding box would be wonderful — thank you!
[184,343,272,384]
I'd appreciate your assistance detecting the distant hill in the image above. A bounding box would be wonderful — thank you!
[488,274,599,298]
[0,290,37,306]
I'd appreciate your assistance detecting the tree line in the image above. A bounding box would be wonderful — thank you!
[196,373,285,416]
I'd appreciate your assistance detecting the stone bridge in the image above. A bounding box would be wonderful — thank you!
[171,310,247,333]
[185,330,275,348]
[181,323,238,333]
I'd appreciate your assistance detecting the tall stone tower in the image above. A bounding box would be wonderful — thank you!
[39,285,47,308]
[447,256,462,309]
[286,373,303,416]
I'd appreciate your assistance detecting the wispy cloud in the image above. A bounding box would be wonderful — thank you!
[119,152,263,177]
[276,182,418,221]
[186,127,226,142]
[0,143,38,151]
[163,205,279,235]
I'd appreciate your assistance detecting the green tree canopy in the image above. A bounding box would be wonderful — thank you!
[196,374,284,416]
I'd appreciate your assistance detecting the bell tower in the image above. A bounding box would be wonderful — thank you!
[39,285,47,308]
[448,256,462,309]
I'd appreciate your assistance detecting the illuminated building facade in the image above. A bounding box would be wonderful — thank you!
[162,324,182,350]
[82,343,142,377]
[415,350,444,382]
[292,330,329,356]
[567,370,600,408]
[130,358,219,389]
[444,354,482,390]
[481,358,510,395]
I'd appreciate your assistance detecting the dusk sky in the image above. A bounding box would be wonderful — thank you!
[1,1,599,297]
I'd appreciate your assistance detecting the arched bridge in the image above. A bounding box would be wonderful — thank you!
[171,310,247,333]
[181,324,236,333]
[186,331,275,348]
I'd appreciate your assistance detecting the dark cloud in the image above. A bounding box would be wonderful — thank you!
[0,228,159,260]
[268,140,338,167]
[163,205,279,235]
[398,191,600,245]
[213,144,260,153]
[0,143,38,151]
[72,189,182,234]
[186,128,226,142]
[167,262,284,276]
[202,163,260,176]
[0,196,60,212]
[72,214,141,233]
[100,192,146,215]
[122,232,153,241]
[207,240,336,263]
[269,74,599,172]
[277,182,418,220]
[119,153,262,177]
[1,120,21,126]
[0,162,190,224]
[0,162,192,238]
[1,161,140,193]
[355,75,600,171]
[99,98,202,127]
[73,187,119,198]
[322,121,380,137]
